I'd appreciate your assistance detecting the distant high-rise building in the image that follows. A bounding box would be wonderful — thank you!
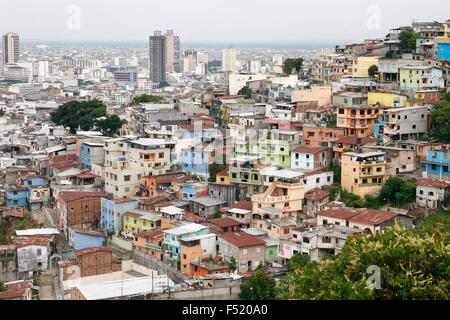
[165,30,181,73]
[149,30,166,83]
[2,32,20,66]
[183,49,197,73]
[222,47,236,72]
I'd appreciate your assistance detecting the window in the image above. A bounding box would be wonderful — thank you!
[256,248,261,253]
[243,249,248,255]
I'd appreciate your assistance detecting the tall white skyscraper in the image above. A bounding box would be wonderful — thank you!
[2,32,20,66]
[221,47,236,72]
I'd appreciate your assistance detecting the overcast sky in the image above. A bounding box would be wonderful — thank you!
[1,0,449,45]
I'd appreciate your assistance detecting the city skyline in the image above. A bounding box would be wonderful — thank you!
[0,0,449,45]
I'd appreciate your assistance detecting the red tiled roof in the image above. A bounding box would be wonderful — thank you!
[416,178,450,189]
[135,228,164,239]
[292,146,329,153]
[71,226,105,237]
[207,218,242,228]
[123,211,144,218]
[59,191,105,202]
[228,201,252,211]
[52,161,78,170]
[303,170,327,177]
[348,209,397,225]
[219,232,265,248]
[67,173,100,179]
[14,235,55,249]
[317,208,362,220]
[0,280,33,299]
[139,195,168,205]
[74,246,113,256]
[21,174,45,180]
[305,188,330,201]
[183,212,205,223]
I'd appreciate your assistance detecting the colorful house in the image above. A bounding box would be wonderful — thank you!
[6,186,28,218]
[425,149,450,181]
[100,198,140,234]
[163,223,210,268]
[122,209,161,234]
[68,226,105,250]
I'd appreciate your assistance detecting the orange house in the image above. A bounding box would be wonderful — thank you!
[141,176,158,198]
[191,259,230,277]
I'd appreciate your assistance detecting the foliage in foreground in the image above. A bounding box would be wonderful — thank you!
[239,269,278,300]
[279,224,449,300]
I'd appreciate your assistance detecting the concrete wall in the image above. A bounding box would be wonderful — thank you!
[151,286,241,300]
[132,250,189,284]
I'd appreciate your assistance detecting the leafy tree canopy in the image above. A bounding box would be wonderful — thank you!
[286,253,310,271]
[228,257,237,272]
[239,270,278,300]
[430,97,450,143]
[237,86,252,99]
[368,64,378,77]
[95,115,123,137]
[283,58,303,75]
[279,224,449,300]
[50,99,106,134]
[132,94,163,105]
[398,27,419,51]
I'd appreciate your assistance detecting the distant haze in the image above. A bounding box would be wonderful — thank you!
[1,0,449,45]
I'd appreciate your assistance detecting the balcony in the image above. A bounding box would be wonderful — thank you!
[145,243,164,251]
[359,183,382,187]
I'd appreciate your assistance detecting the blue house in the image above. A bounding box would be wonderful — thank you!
[80,142,105,169]
[22,175,45,187]
[68,226,106,250]
[374,116,385,142]
[100,198,140,234]
[181,146,215,178]
[179,182,208,202]
[6,186,28,217]
[426,149,450,181]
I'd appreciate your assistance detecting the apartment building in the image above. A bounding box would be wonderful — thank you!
[380,106,428,141]
[301,126,345,148]
[362,146,416,176]
[290,146,332,171]
[399,65,445,91]
[337,104,385,137]
[341,151,386,197]
[251,179,305,223]
[229,156,265,199]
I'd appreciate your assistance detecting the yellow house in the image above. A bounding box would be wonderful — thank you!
[367,91,407,107]
[348,56,379,78]
[216,167,230,184]
[341,151,387,198]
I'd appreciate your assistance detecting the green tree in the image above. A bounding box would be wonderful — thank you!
[228,257,237,272]
[0,109,4,117]
[283,58,303,75]
[237,86,252,99]
[50,99,106,134]
[239,270,278,300]
[398,27,419,51]
[132,94,163,105]
[206,87,214,91]
[378,177,416,207]
[279,224,449,300]
[368,65,378,77]
[0,281,5,292]
[328,165,341,184]
[208,162,224,182]
[286,253,310,271]
[214,209,222,219]
[430,101,450,143]
[95,115,123,137]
